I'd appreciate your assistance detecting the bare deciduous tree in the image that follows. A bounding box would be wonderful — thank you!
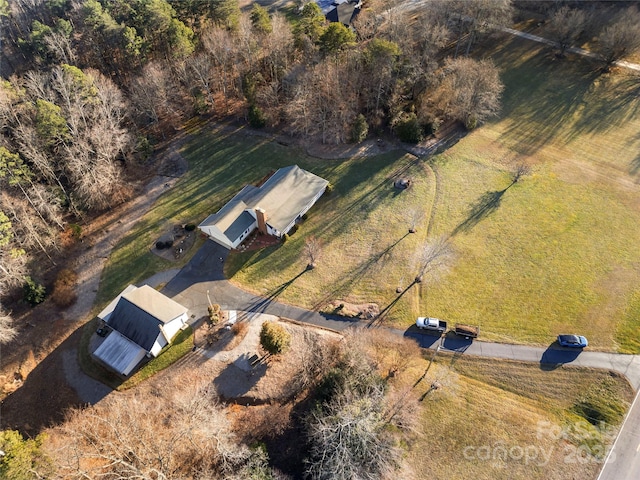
[407,208,423,233]
[511,162,532,184]
[594,6,640,70]
[130,61,175,126]
[0,303,17,344]
[188,53,215,108]
[414,236,454,284]
[545,6,588,57]
[53,384,271,479]
[304,235,322,269]
[306,386,400,480]
[429,56,504,129]
[286,59,358,143]
[305,330,406,480]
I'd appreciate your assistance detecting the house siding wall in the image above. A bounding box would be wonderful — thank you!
[150,336,167,357]
[161,313,188,344]
[199,225,234,249]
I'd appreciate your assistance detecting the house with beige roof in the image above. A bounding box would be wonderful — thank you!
[92,284,189,376]
[198,165,329,249]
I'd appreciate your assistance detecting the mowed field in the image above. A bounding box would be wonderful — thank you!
[227,37,640,350]
[100,36,640,351]
[407,355,634,480]
[424,36,640,350]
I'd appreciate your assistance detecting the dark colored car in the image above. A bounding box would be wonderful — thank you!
[557,334,588,348]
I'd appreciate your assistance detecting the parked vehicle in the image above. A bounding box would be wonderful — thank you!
[416,317,447,333]
[454,323,479,339]
[557,334,588,348]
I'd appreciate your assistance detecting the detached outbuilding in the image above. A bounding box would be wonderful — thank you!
[92,284,189,376]
[198,165,329,249]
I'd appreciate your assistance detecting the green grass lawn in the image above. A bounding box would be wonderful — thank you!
[408,354,634,479]
[99,36,640,351]
[227,37,640,349]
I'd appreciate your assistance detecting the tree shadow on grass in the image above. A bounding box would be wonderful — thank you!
[452,188,508,236]
[569,72,640,140]
[368,280,417,327]
[495,42,601,155]
[312,232,411,311]
[246,268,309,313]
[629,152,640,180]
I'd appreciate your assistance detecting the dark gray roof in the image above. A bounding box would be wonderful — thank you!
[107,297,163,351]
[326,2,360,26]
[224,210,256,240]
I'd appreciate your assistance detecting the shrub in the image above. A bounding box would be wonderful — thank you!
[136,135,153,160]
[394,112,423,143]
[260,321,291,355]
[425,118,442,136]
[164,240,173,248]
[465,116,478,130]
[208,304,221,325]
[69,223,82,240]
[282,233,290,243]
[351,113,369,143]
[325,183,334,194]
[231,321,248,337]
[51,285,76,308]
[185,224,196,232]
[289,224,299,235]
[248,104,267,128]
[156,241,165,250]
[23,276,46,306]
[51,269,77,308]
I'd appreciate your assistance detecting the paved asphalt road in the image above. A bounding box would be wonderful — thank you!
[598,390,640,480]
[162,240,360,332]
[162,240,640,389]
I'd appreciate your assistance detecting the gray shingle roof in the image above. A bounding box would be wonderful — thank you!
[199,165,328,239]
[105,285,187,351]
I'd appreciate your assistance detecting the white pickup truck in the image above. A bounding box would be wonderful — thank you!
[415,317,447,333]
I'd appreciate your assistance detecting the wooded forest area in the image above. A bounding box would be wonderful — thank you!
[2,0,640,477]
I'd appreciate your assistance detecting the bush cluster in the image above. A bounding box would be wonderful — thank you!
[259,321,291,355]
[155,240,174,250]
[394,112,423,143]
[51,268,78,308]
[231,321,248,337]
[23,276,46,306]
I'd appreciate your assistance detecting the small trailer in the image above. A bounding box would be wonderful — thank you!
[454,323,479,340]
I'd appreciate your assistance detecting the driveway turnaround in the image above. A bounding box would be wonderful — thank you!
[161,240,359,332]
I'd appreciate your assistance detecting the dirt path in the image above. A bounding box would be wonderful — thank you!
[65,130,190,324]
